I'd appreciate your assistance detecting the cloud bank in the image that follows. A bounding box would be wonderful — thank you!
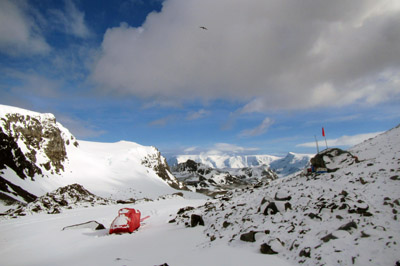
[91,0,400,110]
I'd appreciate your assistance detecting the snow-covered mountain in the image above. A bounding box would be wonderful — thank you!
[172,124,400,265]
[0,104,185,209]
[168,153,313,177]
[168,154,280,169]
[270,152,313,177]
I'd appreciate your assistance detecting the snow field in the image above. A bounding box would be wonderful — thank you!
[0,197,292,266]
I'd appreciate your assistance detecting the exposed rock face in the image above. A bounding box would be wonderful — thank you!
[0,127,42,180]
[1,112,78,177]
[141,148,187,190]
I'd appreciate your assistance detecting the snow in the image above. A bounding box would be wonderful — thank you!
[1,104,399,265]
[0,197,292,266]
[173,154,280,169]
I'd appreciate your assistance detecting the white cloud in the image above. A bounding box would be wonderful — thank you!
[207,143,259,155]
[48,0,91,38]
[240,117,274,137]
[0,0,50,56]
[148,115,176,126]
[297,131,384,148]
[186,109,210,120]
[91,0,400,110]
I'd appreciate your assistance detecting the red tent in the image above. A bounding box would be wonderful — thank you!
[109,208,141,234]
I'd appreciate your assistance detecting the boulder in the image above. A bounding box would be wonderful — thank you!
[190,214,204,227]
[260,243,278,255]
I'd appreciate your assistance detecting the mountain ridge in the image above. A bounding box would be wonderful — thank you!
[0,104,185,209]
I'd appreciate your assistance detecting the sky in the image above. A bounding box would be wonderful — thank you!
[0,0,399,158]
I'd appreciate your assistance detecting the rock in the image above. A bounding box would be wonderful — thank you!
[321,233,338,243]
[177,206,194,215]
[263,202,279,215]
[299,247,311,258]
[307,213,322,220]
[260,243,278,255]
[338,221,358,232]
[190,214,204,227]
[222,221,231,228]
[240,231,257,242]
[390,175,399,180]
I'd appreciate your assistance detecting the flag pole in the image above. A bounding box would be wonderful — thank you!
[322,127,328,149]
[314,135,320,154]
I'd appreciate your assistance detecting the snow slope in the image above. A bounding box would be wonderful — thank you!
[172,124,400,265]
[0,196,292,266]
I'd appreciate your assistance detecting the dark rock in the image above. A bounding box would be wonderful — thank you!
[260,243,278,255]
[338,221,358,232]
[223,221,231,228]
[177,206,194,215]
[263,202,279,215]
[190,214,204,227]
[307,213,322,220]
[299,247,311,258]
[240,231,257,242]
[390,175,399,180]
[284,202,292,211]
[361,231,370,238]
[321,233,338,243]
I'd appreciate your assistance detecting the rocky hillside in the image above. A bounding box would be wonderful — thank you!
[171,125,400,265]
[0,104,185,208]
[4,184,113,217]
[171,159,277,196]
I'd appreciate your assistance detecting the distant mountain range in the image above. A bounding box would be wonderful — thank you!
[168,152,313,177]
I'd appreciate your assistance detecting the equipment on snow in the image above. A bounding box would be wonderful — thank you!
[109,208,149,234]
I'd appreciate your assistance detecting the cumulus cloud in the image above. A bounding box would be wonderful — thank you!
[297,131,383,148]
[91,0,400,110]
[0,0,50,56]
[240,117,274,137]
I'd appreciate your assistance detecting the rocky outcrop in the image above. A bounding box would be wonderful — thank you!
[0,127,42,180]
[1,112,78,177]
[171,159,277,196]
[141,148,187,190]
[4,184,112,217]
[310,148,358,172]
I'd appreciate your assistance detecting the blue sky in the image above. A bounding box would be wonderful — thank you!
[1,0,399,158]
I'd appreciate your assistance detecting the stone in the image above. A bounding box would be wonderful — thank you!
[190,214,204,227]
[299,247,311,258]
[338,221,358,232]
[240,231,257,242]
[263,202,279,215]
[260,243,278,255]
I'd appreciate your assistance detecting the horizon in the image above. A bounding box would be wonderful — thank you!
[1,0,399,157]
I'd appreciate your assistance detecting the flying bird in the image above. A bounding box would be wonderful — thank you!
[199,26,208,30]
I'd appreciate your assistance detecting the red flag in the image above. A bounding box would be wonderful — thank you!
[322,127,325,137]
